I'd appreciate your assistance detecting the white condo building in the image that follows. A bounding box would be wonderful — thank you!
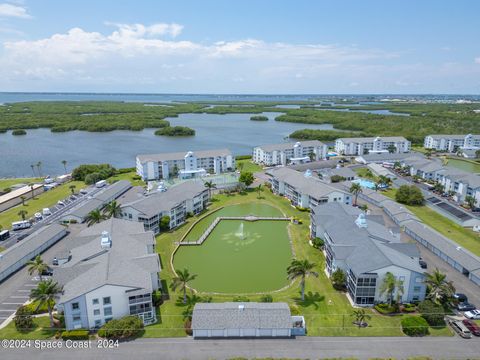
[136,149,235,181]
[424,134,480,152]
[335,136,411,156]
[253,141,328,166]
[54,219,161,330]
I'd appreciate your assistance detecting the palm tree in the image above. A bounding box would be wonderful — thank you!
[171,269,197,304]
[30,164,36,177]
[378,175,392,188]
[36,161,42,178]
[287,259,319,301]
[465,195,476,210]
[349,183,362,206]
[61,160,68,174]
[28,183,35,200]
[395,279,405,304]
[352,309,371,328]
[237,162,244,172]
[20,195,26,206]
[27,255,48,281]
[256,184,263,198]
[18,209,28,221]
[424,269,455,304]
[379,272,396,305]
[69,184,76,195]
[85,209,106,227]
[204,180,216,199]
[30,279,63,327]
[104,200,122,218]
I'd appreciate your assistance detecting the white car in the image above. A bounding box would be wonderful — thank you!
[464,309,480,320]
[57,200,65,206]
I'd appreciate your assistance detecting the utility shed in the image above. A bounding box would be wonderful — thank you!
[192,302,295,338]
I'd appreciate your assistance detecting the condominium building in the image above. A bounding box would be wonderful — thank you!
[253,141,328,166]
[119,181,209,234]
[335,136,411,156]
[424,134,480,152]
[266,167,352,208]
[310,203,426,306]
[54,218,161,330]
[136,149,235,181]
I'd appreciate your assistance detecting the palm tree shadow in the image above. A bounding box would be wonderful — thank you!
[294,291,325,309]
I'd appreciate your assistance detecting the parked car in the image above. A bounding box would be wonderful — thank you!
[70,195,77,200]
[448,319,472,339]
[458,302,476,312]
[80,189,88,195]
[34,212,43,221]
[464,309,480,320]
[16,233,29,242]
[42,208,52,216]
[462,319,480,336]
[57,200,65,206]
[454,293,468,303]
[419,260,427,269]
[40,267,54,277]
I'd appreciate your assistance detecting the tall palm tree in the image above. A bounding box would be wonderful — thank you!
[69,184,76,195]
[424,269,455,304]
[171,269,197,304]
[349,182,363,206]
[379,272,396,305]
[287,259,318,301]
[204,180,216,199]
[30,279,63,327]
[378,175,392,188]
[20,196,26,206]
[256,184,263,198]
[395,279,405,304]
[104,200,122,218]
[36,161,42,178]
[18,209,28,221]
[61,160,68,174]
[27,255,48,281]
[85,209,106,227]
[30,164,36,177]
[352,309,371,328]
[28,183,36,200]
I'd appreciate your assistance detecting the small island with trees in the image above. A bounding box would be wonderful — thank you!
[12,129,27,136]
[155,126,195,137]
[250,115,269,121]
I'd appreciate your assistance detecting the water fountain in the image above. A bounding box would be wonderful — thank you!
[235,222,246,240]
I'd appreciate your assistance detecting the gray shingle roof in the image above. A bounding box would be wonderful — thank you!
[192,302,292,330]
[255,140,325,152]
[121,181,207,218]
[358,153,423,163]
[267,167,348,200]
[55,218,159,304]
[337,136,408,143]
[137,149,232,163]
[312,203,423,275]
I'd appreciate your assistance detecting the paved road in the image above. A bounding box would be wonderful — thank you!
[1,336,479,359]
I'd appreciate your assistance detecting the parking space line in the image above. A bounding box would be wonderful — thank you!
[0,310,14,312]
[10,295,29,299]
[17,289,30,293]
[2,302,24,305]
[24,284,37,287]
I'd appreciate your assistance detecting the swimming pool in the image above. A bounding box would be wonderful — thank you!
[352,178,386,189]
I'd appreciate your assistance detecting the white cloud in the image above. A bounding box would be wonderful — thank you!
[105,22,184,38]
[0,3,31,18]
[475,57,480,64]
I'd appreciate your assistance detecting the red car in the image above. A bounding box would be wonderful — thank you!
[463,319,480,336]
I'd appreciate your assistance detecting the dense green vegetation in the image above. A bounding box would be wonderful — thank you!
[250,115,269,121]
[71,164,117,183]
[289,129,362,141]
[395,185,425,205]
[154,126,195,136]
[11,129,27,135]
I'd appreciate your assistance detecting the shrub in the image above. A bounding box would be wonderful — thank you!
[239,171,254,187]
[418,300,445,326]
[184,319,193,336]
[331,268,347,290]
[312,237,324,249]
[260,294,273,302]
[235,155,252,160]
[295,206,310,212]
[69,219,78,224]
[12,129,27,135]
[232,296,250,302]
[330,175,346,183]
[395,185,424,206]
[152,290,163,307]
[402,303,417,313]
[289,303,300,315]
[98,316,144,339]
[24,300,52,314]
[14,305,34,332]
[374,303,397,315]
[132,175,142,180]
[72,164,116,182]
[160,215,171,231]
[61,330,89,340]
[401,316,429,336]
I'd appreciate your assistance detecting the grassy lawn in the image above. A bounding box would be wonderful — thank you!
[143,189,449,338]
[107,170,144,187]
[0,245,5,252]
[237,159,263,173]
[0,177,42,190]
[383,188,480,256]
[0,180,85,229]
[0,316,56,340]
[354,167,378,181]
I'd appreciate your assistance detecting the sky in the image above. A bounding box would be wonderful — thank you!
[0,0,479,94]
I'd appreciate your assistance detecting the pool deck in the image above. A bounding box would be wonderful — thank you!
[177,215,291,245]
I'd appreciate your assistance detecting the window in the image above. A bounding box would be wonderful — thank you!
[104,307,112,316]
[94,320,101,328]
[71,302,79,311]
[103,297,111,305]
[413,286,421,292]
[92,298,99,305]
[73,315,81,322]
[93,309,100,316]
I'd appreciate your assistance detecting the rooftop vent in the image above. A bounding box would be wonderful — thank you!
[355,213,368,228]
[238,304,245,311]
[100,230,111,249]
[304,169,313,178]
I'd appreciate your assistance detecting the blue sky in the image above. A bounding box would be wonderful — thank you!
[0,0,479,93]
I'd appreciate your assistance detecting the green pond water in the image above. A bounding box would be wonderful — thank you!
[174,203,292,293]
[447,158,480,173]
